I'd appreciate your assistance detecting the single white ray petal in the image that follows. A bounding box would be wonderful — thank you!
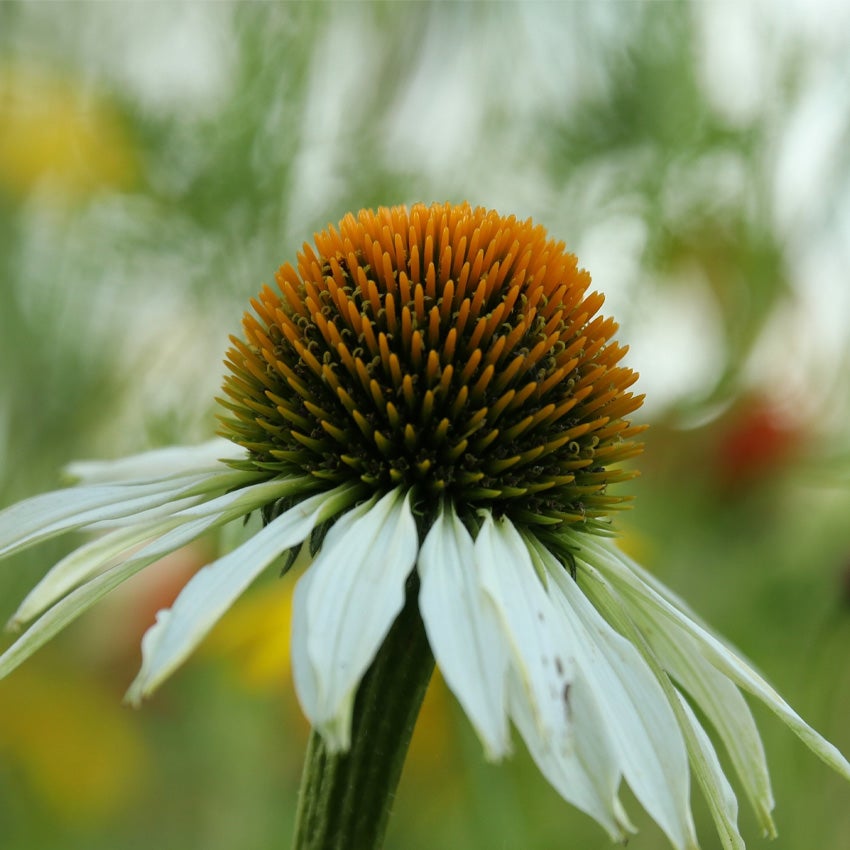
[418,504,511,760]
[0,468,255,559]
[475,514,571,747]
[508,667,633,843]
[580,535,850,782]
[290,561,319,717]
[125,483,359,705]
[299,489,418,753]
[536,542,698,850]
[676,692,744,850]
[65,438,245,484]
[645,613,776,837]
[0,513,226,679]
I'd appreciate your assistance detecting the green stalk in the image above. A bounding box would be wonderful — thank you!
[292,575,434,850]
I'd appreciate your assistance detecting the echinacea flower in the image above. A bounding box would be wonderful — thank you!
[1,203,848,850]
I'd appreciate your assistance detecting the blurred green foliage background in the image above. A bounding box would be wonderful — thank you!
[1,2,849,849]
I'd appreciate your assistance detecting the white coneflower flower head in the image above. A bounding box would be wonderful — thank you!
[1,203,848,850]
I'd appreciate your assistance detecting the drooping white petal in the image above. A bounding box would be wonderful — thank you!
[290,560,319,720]
[294,489,418,752]
[580,535,850,782]
[676,692,744,850]
[417,504,510,760]
[475,514,570,745]
[535,541,698,850]
[0,468,255,559]
[0,513,227,679]
[125,483,359,705]
[65,438,245,484]
[8,476,307,628]
[645,613,776,837]
[508,666,634,843]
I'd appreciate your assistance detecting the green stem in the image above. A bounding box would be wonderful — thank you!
[292,575,435,850]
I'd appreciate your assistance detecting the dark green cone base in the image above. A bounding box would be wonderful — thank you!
[293,575,435,850]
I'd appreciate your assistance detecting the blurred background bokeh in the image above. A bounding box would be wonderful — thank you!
[1,2,849,849]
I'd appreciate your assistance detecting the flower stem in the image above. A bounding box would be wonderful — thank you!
[292,575,435,850]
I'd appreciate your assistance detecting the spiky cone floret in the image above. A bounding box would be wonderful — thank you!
[0,203,848,850]
[218,202,645,532]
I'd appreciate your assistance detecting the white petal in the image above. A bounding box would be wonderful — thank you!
[125,484,358,705]
[0,513,226,679]
[65,438,245,484]
[508,666,634,843]
[295,489,418,752]
[537,542,698,850]
[676,692,744,850]
[417,504,510,760]
[645,615,776,837]
[475,514,570,745]
[0,469,253,559]
[290,560,319,718]
[580,535,850,782]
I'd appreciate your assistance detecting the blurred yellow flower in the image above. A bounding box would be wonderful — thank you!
[0,63,136,197]
[0,655,148,822]
[204,577,296,691]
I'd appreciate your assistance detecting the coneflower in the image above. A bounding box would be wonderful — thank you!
[1,202,847,850]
